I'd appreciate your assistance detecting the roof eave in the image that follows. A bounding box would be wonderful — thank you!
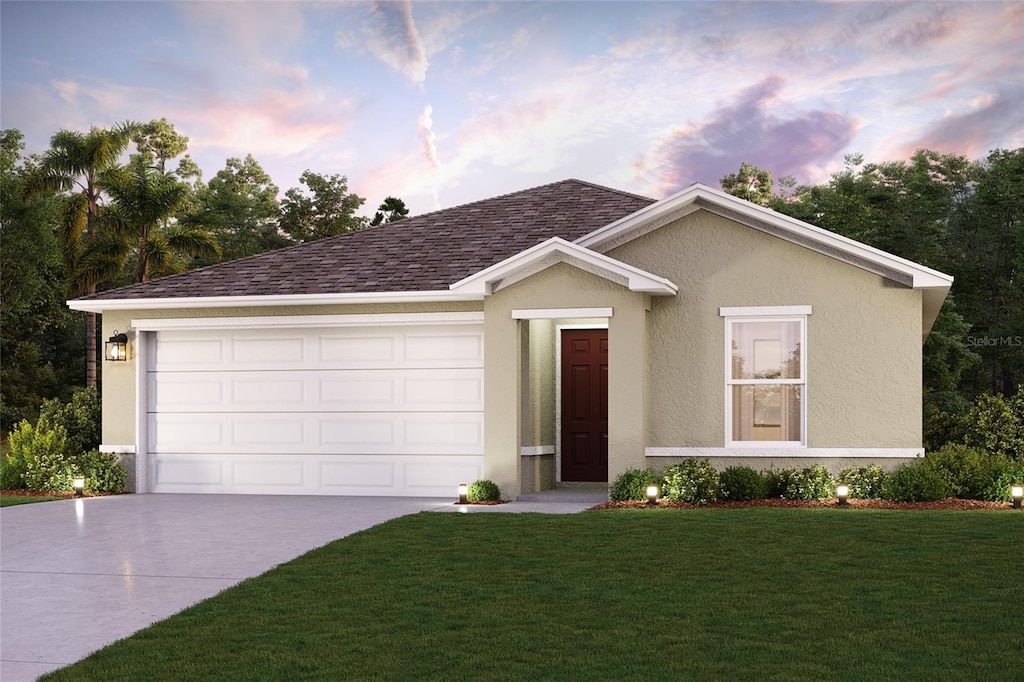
[66,289,481,314]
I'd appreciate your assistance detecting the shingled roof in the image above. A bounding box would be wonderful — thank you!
[77,179,654,301]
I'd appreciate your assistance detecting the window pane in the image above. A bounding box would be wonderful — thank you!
[730,321,801,379]
[731,385,802,442]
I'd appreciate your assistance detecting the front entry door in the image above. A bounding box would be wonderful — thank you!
[561,329,608,482]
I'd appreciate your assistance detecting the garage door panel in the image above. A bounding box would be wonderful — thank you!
[319,335,397,364]
[151,369,483,413]
[151,412,484,455]
[232,337,306,364]
[151,454,483,496]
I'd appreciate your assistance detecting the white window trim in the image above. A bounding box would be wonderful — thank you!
[724,308,809,448]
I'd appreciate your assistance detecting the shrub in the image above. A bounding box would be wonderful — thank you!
[764,468,795,498]
[961,388,1024,461]
[782,466,835,501]
[467,479,501,502]
[38,387,101,459]
[977,459,1024,502]
[718,466,766,501]
[662,458,719,505]
[610,467,664,501]
[882,463,948,502]
[9,420,75,491]
[923,444,992,499]
[837,465,887,499]
[78,450,127,494]
[1,450,28,489]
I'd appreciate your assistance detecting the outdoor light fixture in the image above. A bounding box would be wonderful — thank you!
[837,485,849,506]
[1012,485,1022,510]
[73,477,85,498]
[458,483,469,505]
[105,331,129,361]
[646,484,660,506]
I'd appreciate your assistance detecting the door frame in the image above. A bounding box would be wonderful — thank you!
[554,323,609,483]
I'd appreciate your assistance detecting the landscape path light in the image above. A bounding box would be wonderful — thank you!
[1012,485,1022,510]
[837,484,849,506]
[646,484,660,506]
[73,477,85,498]
[458,483,469,505]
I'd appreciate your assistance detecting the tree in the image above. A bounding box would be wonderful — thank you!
[24,122,139,388]
[720,162,774,205]
[279,170,368,242]
[370,196,410,226]
[1,130,82,425]
[181,154,286,262]
[103,156,221,283]
[945,148,1024,395]
[131,118,190,175]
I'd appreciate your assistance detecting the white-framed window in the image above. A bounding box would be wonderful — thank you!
[721,307,809,446]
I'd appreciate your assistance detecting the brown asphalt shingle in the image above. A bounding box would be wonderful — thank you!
[78,179,655,301]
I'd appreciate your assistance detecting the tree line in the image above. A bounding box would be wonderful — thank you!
[1,119,408,426]
[720,149,1023,448]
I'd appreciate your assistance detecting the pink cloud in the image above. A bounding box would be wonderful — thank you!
[896,90,1024,159]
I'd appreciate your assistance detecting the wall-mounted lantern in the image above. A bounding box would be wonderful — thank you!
[105,331,129,361]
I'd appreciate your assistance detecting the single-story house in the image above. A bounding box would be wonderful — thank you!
[70,180,952,499]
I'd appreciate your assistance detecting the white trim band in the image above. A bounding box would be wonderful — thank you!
[512,308,612,320]
[131,311,484,331]
[720,305,812,317]
[99,444,137,454]
[520,446,555,456]
[646,447,924,458]
[69,290,480,313]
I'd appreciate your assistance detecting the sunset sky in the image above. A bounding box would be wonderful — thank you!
[2,0,1021,216]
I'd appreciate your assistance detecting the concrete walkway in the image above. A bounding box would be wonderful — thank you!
[1,491,602,680]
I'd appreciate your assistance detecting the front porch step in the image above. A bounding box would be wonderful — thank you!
[517,487,609,503]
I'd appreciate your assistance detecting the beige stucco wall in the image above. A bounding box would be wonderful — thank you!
[607,211,923,450]
[484,263,649,498]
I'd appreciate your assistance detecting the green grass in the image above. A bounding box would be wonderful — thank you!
[0,494,62,506]
[43,509,1022,681]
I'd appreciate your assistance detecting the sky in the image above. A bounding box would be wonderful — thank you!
[2,0,1022,217]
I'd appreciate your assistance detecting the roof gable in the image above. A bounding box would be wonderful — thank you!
[449,237,677,296]
[575,183,952,338]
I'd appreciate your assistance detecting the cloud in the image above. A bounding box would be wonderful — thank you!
[897,89,1024,159]
[636,77,860,194]
[50,80,79,103]
[362,0,429,84]
[417,104,439,170]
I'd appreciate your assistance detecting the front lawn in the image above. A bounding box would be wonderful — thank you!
[44,509,1022,681]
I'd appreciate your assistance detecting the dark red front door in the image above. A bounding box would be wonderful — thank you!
[561,329,608,482]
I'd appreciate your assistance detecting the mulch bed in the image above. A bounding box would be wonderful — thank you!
[593,498,1017,511]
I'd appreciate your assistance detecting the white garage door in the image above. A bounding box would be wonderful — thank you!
[145,323,484,496]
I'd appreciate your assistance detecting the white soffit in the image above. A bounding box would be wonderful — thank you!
[449,237,677,296]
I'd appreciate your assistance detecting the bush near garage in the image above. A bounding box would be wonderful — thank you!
[467,479,501,502]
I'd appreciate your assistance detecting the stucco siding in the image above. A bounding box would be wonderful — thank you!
[607,210,922,450]
[484,263,649,496]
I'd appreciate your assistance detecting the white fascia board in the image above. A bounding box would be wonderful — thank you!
[67,289,480,314]
[132,311,484,331]
[449,237,677,296]
[577,183,954,291]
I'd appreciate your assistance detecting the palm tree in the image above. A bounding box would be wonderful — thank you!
[25,123,139,388]
[102,156,221,283]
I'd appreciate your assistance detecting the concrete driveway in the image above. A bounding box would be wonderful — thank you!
[1,494,450,681]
